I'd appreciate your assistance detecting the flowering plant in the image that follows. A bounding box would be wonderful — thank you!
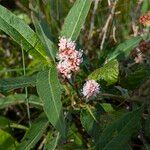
[0,0,150,149]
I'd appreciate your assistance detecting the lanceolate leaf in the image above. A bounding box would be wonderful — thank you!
[32,14,57,62]
[106,36,142,61]
[96,106,144,150]
[18,113,49,150]
[88,59,119,85]
[61,0,92,41]
[0,75,37,92]
[0,94,42,109]
[0,5,48,63]
[37,67,66,137]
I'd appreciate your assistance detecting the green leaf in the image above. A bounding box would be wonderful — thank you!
[88,59,119,85]
[0,75,37,92]
[101,103,114,112]
[0,5,48,63]
[141,0,149,13]
[37,67,66,137]
[44,132,60,150]
[18,113,49,150]
[96,106,144,150]
[32,14,57,62]
[61,0,92,41]
[0,129,18,150]
[106,36,142,61]
[80,104,104,143]
[0,94,42,109]
[68,124,85,147]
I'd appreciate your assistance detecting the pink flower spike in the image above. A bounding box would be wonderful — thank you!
[82,80,100,99]
[57,37,83,79]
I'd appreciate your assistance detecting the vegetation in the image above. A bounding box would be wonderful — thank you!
[0,0,150,149]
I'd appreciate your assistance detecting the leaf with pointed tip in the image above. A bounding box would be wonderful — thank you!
[61,0,92,41]
[0,5,48,63]
[37,67,66,137]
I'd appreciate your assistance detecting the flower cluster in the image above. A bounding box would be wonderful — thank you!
[82,80,100,99]
[139,12,150,27]
[57,37,83,78]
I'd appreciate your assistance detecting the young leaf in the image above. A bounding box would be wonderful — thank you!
[0,94,42,109]
[32,14,57,62]
[0,75,37,92]
[0,5,48,63]
[88,59,119,85]
[106,36,142,61]
[37,67,66,137]
[18,113,49,150]
[96,106,144,150]
[61,0,92,41]
[0,129,18,150]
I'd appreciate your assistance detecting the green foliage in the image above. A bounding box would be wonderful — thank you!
[120,64,150,90]
[96,106,144,149]
[18,113,49,150]
[0,129,18,150]
[80,104,104,143]
[37,67,66,138]
[0,5,48,63]
[0,75,37,92]
[44,132,60,150]
[0,0,149,149]
[0,94,42,109]
[61,0,92,41]
[106,36,142,61]
[32,14,57,62]
[88,59,119,85]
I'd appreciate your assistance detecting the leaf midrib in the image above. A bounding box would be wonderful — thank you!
[69,0,87,39]
[0,8,47,61]
[48,69,63,132]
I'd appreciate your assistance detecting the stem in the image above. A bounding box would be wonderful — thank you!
[21,45,31,127]
[101,93,143,103]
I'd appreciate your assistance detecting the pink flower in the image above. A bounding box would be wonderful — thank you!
[57,37,83,78]
[58,37,76,51]
[82,80,100,99]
